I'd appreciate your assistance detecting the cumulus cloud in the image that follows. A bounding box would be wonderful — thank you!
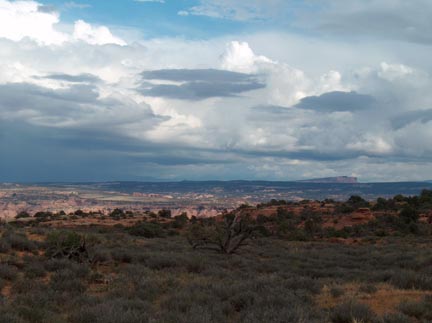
[221,41,346,106]
[0,0,67,45]
[73,20,126,46]
[221,41,272,73]
[0,0,125,46]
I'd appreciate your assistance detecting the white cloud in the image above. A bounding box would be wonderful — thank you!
[64,2,91,9]
[221,41,346,106]
[177,10,189,16]
[180,0,291,21]
[0,0,125,46]
[378,62,414,82]
[0,0,68,45]
[73,20,126,46]
[221,41,272,73]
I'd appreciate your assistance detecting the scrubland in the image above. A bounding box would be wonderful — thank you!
[2,191,432,323]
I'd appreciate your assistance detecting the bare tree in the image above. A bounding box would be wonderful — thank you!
[45,231,91,263]
[187,213,256,254]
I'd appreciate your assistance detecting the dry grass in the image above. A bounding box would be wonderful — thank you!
[1,282,12,297]
[318,282,432,315]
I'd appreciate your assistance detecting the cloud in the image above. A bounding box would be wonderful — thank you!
[0,82,164,130]
[1,0,432,181]
[0,0,68,45]
[40,73,101,83]
[177,10,189,16]
[392,109,432,130]
[73,20,126,46]
[0,1,125,46]
[221,41,347,106]
[221,41,272,73]
[179,0,295,21]
[295,91,376,112]
[139,69,265,100]
[181,0,432,46]
[64,2,91,9]
[297,0,432,45]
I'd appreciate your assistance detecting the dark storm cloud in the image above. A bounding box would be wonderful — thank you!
[0,82,166,133]
[392,109,432,129]
[0,83,99,110]
[0,121,234,182]
[0,81,235,182]
[142,69,259,83]
[41,73,101,83]
[295,91,375,112]
[140,81,264,100]
[139,68,265,100]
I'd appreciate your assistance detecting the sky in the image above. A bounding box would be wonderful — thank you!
[0,0,432,182]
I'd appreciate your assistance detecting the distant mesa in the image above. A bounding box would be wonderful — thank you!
[298,176,358,184]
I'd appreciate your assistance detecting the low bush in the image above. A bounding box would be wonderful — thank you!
[111,248,135,263]
[330,287,345,298]
[128,222,165,238]
[0,264,18,281]
[69,299,152,323]
[398,297,432,320]
[331,301,377,323]
[24,261,47,279]
[390,270,432,290]
[0,239,11,253]
[382,313,411,323]
[144,254,180,270]
[2,231,37,252]
[50,269,87,293]
[45,231,92,263]
[359,283,378,294]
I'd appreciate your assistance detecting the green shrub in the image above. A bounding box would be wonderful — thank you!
[111,248,134,263]
[69,299,152,323]
[3,231,37,252]
[24,261,47,279]
[398,297,432,320]
[50,269,87,293]
[390,270,432,290]
[15,211,30,219]
[45,231,91,263]
[128,222,165,238]
[0,264,18,281]
[382,313,411,323]
[0,239,11,253]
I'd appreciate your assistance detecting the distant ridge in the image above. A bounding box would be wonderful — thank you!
[298,176,358,184]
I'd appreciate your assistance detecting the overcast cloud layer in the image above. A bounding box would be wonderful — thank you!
[0,0,431,182]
